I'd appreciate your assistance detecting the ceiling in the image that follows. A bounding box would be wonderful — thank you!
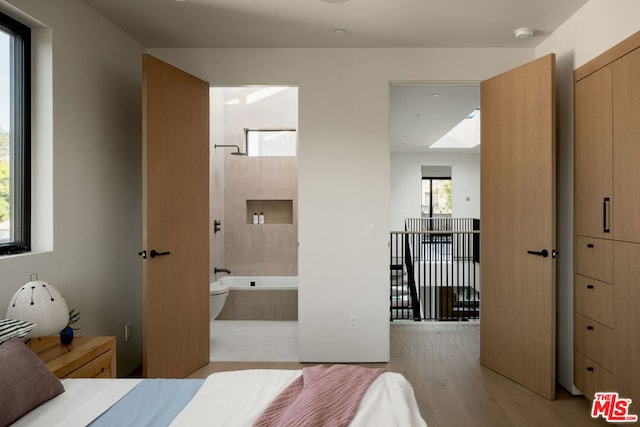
[390,84,480,154]
[84,0,588,49]
[83,0,588,153]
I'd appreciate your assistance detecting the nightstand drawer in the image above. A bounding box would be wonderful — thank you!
[575,275,613,327]
[576,236,613,283]
[575,313,613,370]
[65,348,114,378]
[575,351,613,401]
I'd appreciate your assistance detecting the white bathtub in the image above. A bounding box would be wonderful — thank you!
[216,276,298,320]
[219,276,298,291]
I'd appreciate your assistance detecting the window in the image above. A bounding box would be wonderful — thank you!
[246,129,296,157]
[0,11,30,254]
[421,178,452,218]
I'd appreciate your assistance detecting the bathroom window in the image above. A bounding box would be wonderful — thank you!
[0,11,30,255]
[246,129,296,157]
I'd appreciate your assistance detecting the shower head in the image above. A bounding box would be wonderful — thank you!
[214,144,247,156]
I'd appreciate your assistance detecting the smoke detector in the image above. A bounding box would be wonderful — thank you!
[514,27,534,40]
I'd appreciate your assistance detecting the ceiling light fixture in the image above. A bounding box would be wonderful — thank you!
[332,29,346,35]
[514,27,534,40]
[322,0,350,3]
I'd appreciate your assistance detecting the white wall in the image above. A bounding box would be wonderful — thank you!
[148,47,533,362]
[391,152,480,231]
[0,0,143,376]
[535,0,640,393]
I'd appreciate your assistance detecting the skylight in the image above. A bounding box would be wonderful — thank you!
[225,87,289,105]
[430,108,480,149]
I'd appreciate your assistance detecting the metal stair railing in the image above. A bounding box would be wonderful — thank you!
[390,218,480,321]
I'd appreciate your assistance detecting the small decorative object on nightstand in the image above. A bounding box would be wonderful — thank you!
[59,309,80,345]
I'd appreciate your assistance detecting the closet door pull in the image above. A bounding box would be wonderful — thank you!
[603,197,611,233]
[587,367,594,372]
[587,284,594,289]
[587,325,594,331]
[587,243,594,248]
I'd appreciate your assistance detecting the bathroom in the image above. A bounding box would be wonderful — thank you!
[209,86,299,361]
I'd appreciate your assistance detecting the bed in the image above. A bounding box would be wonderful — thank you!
[1,338,427,427]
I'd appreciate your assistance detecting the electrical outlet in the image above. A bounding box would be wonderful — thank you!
[350,314,358,329]
[125,323,132,341]
[365,224,376,239]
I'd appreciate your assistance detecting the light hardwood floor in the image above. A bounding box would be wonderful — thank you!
[188,322,608,427]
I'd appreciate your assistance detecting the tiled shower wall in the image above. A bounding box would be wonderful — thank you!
[224,155,298,276]
[210,87,298,278]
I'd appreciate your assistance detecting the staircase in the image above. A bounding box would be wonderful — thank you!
[389,263,418,320]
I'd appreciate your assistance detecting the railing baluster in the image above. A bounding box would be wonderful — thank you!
[390,218,480,321]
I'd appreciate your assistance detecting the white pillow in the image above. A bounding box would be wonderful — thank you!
[0,318,36,344]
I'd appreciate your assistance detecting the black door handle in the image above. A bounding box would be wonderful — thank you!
[527,249,549,258]
[603,197,611,233]
[149,249,171,258]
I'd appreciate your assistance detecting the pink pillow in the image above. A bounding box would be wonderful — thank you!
[0,338,64,427]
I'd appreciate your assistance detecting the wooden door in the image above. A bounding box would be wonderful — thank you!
[480,54,556,400]
[574,66,613,239]
[142,54,210,378]
[613,47,640,243]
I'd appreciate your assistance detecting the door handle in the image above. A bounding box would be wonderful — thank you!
[603,197,610,233]
[149,249,171,258]
[527,249,549,258]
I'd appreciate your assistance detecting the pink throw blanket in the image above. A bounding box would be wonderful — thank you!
[253,365,385,427]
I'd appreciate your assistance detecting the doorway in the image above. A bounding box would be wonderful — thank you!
[389,83,481,322]
[208,86,299,362]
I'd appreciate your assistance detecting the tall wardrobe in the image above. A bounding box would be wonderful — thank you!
[574,32,640,404]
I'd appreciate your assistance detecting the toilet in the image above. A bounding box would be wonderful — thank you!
[210,281,229,320]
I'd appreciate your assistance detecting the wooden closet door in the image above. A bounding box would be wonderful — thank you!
[574,66,613,239]
[613,47,640,243]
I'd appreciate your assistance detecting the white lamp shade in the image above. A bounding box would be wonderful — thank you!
[6,281,69,338]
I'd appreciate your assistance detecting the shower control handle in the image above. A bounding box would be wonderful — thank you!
[149,249,171,258]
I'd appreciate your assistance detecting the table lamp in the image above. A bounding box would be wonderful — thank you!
[6,274,69,338]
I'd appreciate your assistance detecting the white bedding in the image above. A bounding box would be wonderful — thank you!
[11,370,427,427]
[171,370,427,426]
[12,379,142,427]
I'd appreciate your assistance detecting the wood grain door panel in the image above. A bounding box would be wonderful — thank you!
[574,66,613,239]
[613,47,640,243]
[142,55,210,378]
[480,54,556,400]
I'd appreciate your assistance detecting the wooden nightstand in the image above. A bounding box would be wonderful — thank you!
[28,336,116,379]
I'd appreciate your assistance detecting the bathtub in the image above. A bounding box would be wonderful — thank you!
[216,276,298,320]
[219,276,298,291]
